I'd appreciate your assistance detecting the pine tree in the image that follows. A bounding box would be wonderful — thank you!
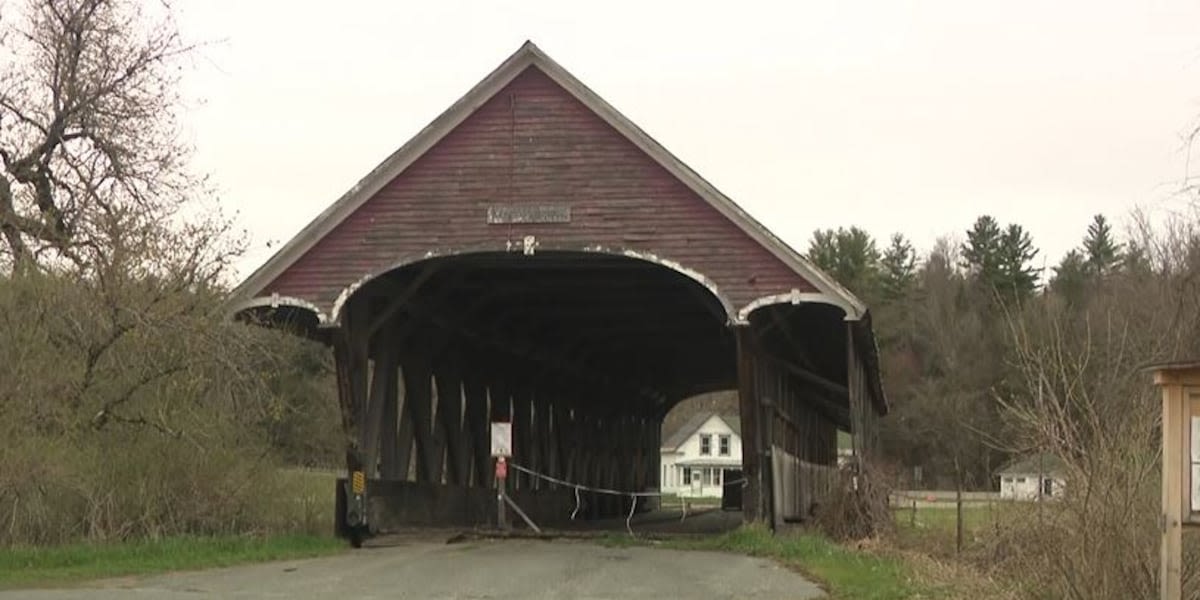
[880,233,917,301]
[1082,214,1122,276]
[961,216,1004,288]
[962,216,1040,302]
[998,223,1040,300]
[1050,249,1088,305]
[806,227,881,298]
[807,229,840,276]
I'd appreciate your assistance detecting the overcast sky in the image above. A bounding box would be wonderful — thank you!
[173,0,1200,277]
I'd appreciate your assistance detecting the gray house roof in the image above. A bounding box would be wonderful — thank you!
[661,413,740,451]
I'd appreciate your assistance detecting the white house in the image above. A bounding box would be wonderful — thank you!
[997,453,1066,501]
[660,413,742,498]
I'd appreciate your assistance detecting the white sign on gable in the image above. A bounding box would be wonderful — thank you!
[491,422,512,457]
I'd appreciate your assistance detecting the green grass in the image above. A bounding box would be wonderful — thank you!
[658,493,721,506]
[891,502,1013,555]
[662,525,921,600]
[0,533,345,589]
[273,467,340,534]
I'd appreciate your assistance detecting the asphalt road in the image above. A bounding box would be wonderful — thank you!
[5,538,825,599]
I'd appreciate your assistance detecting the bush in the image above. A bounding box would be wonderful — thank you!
[0,435,273,544]
[0,273,338,546]
[814,462,895,541]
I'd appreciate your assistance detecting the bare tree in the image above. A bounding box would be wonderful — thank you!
[0,0,212,275]
[987,212,1200,599]
[0,1,344,547]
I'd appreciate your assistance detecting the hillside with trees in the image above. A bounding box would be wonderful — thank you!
[807,210,1200,598]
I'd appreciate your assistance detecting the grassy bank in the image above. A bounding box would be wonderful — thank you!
[0,534,345,589]
[663,525,919,600]
[606,523,1013,599]
[892,502,1005,554]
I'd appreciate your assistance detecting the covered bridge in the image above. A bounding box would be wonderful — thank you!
[228,42,887,541]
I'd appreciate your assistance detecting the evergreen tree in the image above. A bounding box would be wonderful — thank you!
[962,216,1040,302]
[880,233,918,301]
[960,216,1004,286]
[998,223,1040,300]
[1050,249,1088,306]
[806,227,881,298]
[807,229,841,276]
[1082,214,1122,276]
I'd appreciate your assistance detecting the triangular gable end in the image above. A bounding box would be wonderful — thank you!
[231,41,864,322]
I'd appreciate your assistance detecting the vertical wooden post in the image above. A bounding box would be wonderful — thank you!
[1148,364,1200,600]
[463,377,490,487]
[333,334,363,474]
[335,298,370,475]
[378,358,402,479]
[403,354,438,483]
[736,326,761,522]
[362,342,399,478]
[761,366,778,530]
[557,402,575,481]
[512,389,532,490]
[1161,382,1184,600]
[435,367,466,486]
[534,393,552,489]
[393,367,415,480]
[332,297,372,542]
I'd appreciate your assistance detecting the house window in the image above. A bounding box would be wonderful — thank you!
[1042,478,1053,497]
[719,435,731,456]
[1016,477,1026,483]
[1003,477,1013,483]
[700,434,712,456]
[682,467,691,485]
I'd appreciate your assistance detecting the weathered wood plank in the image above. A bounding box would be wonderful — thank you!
[1162,383,1185,600]
[378,359,402,479]
[335,298,371,477]
[393,365,416,480]
[533,393,552,490]
[736,326,762,523]
[403,355,439,483]
[462,377,489,487]
[512,389,532,491]
[435,368,466,486]
[362,341,400,477]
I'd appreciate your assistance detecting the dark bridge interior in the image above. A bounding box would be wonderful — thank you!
[353,252,739,408]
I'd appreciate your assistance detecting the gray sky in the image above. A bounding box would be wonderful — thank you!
[173,0,1200,277]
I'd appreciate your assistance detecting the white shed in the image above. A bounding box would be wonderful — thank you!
[997,453,1066,501]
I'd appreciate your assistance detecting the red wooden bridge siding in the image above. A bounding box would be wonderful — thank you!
[265,66,815,312]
